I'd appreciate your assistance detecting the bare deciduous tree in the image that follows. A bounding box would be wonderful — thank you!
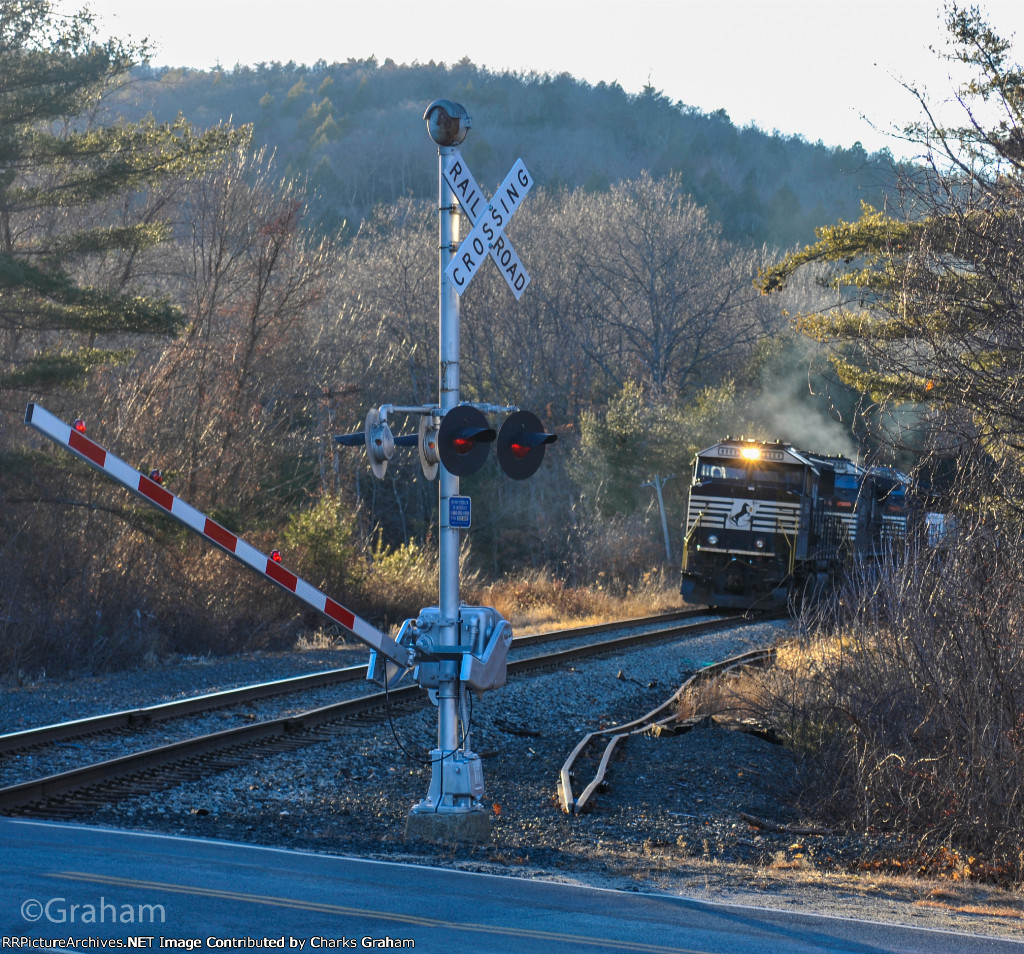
[551,172,776,402]
[118,142,332,514]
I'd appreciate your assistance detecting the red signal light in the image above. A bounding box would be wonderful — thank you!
[270,549,282,563]
[437,406,496,476]
[73,419,86,433]
[149,469,163,484]
[496,410,557,480]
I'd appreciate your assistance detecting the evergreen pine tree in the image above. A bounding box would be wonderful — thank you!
[757,5,1024,483]
[0,0,239,393]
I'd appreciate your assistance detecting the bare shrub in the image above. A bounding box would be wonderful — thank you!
[282,493,366,597]
[565,510,665,593]
[754,520,1024,881]
[0,470,309,681]
[355,537,439,631]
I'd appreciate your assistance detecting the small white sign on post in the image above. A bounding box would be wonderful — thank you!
[443,155,532,300]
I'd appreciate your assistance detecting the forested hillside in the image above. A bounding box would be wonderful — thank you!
[108,58,900,249]
[1,5,900,677]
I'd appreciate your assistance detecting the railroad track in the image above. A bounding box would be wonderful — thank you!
[0,607,707,757]
[0,666,367,757]
[0,609,747,816]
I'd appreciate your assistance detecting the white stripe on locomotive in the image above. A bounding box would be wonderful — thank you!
[686,495,800,533]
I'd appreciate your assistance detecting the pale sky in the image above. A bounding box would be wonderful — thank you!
[78,0,1024,157]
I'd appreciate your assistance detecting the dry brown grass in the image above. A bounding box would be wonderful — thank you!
[470,566,681,633]
[914,895,1024,920]
[676,672,765,725]
[0,522,685,680]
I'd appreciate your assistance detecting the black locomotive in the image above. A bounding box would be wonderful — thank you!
[680,438,910,610]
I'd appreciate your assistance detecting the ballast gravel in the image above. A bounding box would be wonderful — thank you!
[2,619,1022,939]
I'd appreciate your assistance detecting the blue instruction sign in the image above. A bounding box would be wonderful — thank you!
[448,495,471,529]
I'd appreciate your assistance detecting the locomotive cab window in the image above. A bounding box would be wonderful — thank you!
[696,461,746,482]
[835,474,860,498]
[747,463,804,492]
[696,458,804,493]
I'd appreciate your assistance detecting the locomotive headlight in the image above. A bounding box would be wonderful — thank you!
[707,534,719,546]
[741,447,761,460]
[755,537,765,549]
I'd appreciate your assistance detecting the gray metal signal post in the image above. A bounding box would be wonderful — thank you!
[334,101,547,841]
[410,100,483,841]
[399,100,536,842]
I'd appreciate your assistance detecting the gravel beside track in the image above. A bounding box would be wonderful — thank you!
[0,646,371,732]
[3,619,1022,939]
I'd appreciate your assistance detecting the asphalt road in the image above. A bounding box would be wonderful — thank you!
[0,818,1020,953]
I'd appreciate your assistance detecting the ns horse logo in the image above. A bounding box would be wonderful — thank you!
[727,502,756,530]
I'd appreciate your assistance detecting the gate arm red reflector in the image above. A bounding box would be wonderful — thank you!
[24,404,412,670]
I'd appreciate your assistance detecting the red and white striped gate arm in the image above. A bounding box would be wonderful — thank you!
[24,403,410,669]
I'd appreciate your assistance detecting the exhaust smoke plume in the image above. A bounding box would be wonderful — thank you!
[746,381,860,461]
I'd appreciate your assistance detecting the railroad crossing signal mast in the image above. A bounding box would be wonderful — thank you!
[23,101,555,845]
[406,100,556,840]
[338,102,555,839]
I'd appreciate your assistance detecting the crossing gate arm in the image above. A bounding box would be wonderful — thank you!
[24,404,412,670]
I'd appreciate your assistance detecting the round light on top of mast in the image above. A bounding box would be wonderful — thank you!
[423,100,471,146]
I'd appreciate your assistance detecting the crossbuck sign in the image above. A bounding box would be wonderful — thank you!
[443,154,532,300]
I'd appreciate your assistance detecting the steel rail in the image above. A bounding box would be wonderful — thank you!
[0,612,755,816]
[0,685,421,812]
[557,646,776,814]
[0,609,715,756]
[516,608,711,647]
[0,667,366,755]
[508,613,748,673]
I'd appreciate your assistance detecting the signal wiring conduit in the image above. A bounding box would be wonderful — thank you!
[558,646,775,815]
